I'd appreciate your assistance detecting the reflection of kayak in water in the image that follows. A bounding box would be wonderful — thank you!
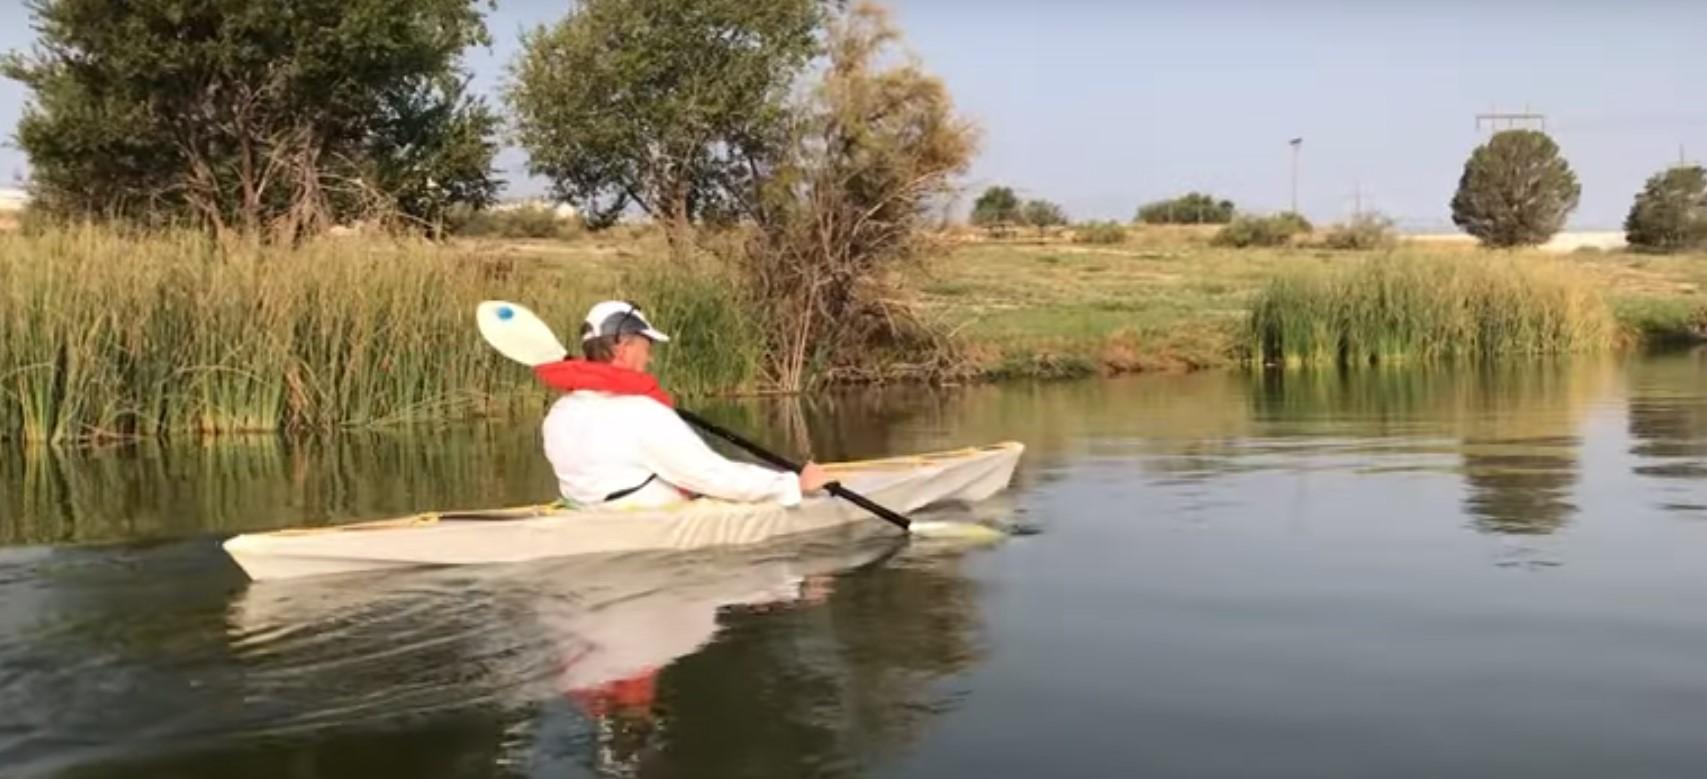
[223,534,903,719]
[217,534,977,776]
[223,442,1023,581]
[540,539,895,719]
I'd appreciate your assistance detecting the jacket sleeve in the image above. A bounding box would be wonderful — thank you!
[633,404,804,506]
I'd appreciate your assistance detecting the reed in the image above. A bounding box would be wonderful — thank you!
[0,225,765,442]
[1248,254,1618,367]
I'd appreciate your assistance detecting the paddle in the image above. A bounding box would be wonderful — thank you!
[475,300,914,531]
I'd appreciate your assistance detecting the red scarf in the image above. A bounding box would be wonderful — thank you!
[533,360,674,407]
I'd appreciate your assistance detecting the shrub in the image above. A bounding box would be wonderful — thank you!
[1624,164,1707,253]
[1073,221,1127,244]
[1020,199,1068,233]
[1211,214,1309,248]
[1450,130,1580,248]
[448,204,583,240]
[1137,192,1235,224]
[1322,213,1398,250]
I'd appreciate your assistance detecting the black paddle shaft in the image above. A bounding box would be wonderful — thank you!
[674,408,912,531]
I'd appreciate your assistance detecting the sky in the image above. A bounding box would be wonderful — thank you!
[3,1,1706,231]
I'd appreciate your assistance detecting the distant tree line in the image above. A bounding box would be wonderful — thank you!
[969,129,1702,255]
[5,2,1702,256]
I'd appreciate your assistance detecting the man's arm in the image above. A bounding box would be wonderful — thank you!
[633,403,806,506]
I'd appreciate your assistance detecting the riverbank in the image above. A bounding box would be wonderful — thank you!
[907,230,1703,376]
[503,225,1704,378]
[3,224,1702,441]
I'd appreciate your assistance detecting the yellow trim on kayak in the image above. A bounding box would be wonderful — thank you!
[824,441,1024,473]
[268,503,565,535]
[258,442,1023,537]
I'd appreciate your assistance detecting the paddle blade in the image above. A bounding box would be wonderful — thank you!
[477,300,569,367]
[908,521,1008,544]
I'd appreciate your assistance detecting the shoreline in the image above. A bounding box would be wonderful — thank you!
[3,225,1703,442]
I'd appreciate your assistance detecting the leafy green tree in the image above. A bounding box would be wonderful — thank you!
[1020,199,1067,234]
[1137,192,1235,224]
[507,0,823,248]
[970,186,1019,228]
[1625,165,1707,253]
[3,0,499,239]
[1450,130,1580,248]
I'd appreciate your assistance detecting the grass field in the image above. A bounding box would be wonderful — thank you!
[472,225,1707,377]
[912,232,1703,375]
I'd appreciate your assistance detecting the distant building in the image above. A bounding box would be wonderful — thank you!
[0,188,29,213]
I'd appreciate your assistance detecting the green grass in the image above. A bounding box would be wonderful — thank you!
[1611,296,1703,346]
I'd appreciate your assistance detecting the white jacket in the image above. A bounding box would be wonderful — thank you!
[542,391,803,509]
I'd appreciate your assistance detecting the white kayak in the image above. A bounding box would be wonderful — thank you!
[223,442,1024,581]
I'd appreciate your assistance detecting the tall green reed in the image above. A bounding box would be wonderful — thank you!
[1249,253,1618,367]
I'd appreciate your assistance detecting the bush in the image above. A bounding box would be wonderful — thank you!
[1211,214,1309,248]
[1450,130,1580,248]
[1322,213,1398,250]
[1073,221,1127,244]
[1020,199,1068,233]
[448,204,583,240]
[1624,165,1707,253]
[1137,192,1235,224]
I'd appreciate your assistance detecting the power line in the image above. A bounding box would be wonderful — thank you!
[1475,105,1546,133]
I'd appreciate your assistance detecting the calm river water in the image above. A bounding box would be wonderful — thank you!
[4,354,1707,777]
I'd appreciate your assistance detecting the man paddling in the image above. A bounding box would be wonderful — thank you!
[535,300,831,508]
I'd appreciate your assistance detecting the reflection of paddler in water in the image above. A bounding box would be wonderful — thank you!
[532,540,898,774]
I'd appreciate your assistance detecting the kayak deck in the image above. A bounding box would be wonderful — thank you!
[223,441,1023,581]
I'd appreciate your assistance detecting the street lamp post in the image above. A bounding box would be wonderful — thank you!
[1288,137,1302,214]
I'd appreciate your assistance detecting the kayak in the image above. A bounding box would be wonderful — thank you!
[223,441,1024,581]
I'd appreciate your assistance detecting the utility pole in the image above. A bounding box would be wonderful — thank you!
[1289,137,1302,214]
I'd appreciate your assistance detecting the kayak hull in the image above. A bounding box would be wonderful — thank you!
[223,441,1023,581]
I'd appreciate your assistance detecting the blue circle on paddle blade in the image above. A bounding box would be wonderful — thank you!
[497,305,514,321]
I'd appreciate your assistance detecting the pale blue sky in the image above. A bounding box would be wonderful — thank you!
[5,1,1706,230]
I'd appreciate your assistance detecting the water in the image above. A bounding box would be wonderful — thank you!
[5,354,1707,777]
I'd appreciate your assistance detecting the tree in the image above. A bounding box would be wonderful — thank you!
[3,0,500,240]
[735,3,977,390]
[969,186,1019,229]
[1020,199,1067,234]
[1137,192,1235,224]
[507,0,823,249]
[1450,130,1580,248]
[1625,165,1707,253]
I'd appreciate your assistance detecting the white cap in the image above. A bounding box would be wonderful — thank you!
[581,300,671,343]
